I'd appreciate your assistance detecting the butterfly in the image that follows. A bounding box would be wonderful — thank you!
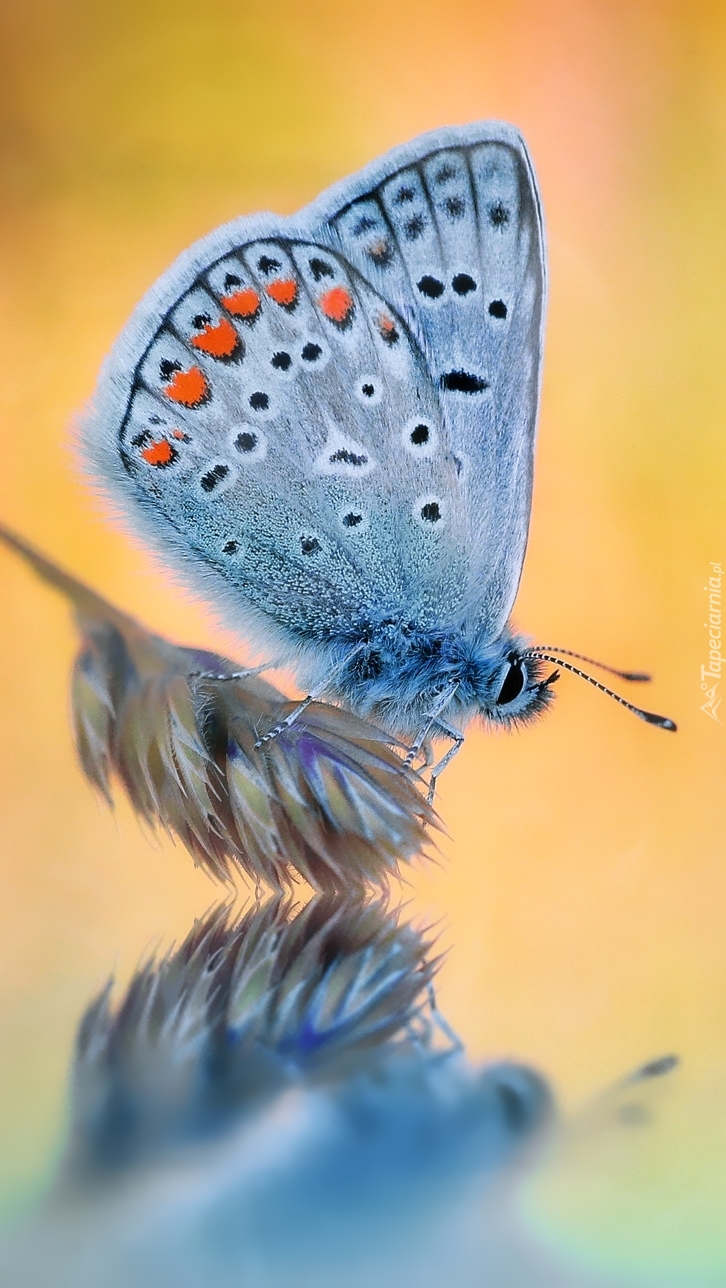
[82,121,674,792]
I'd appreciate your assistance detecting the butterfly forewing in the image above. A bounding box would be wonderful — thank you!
[318,126,545,639]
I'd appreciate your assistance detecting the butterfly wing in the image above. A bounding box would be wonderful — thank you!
[83,121,543,674]
[307,121,546,641]
[84,222,470,667]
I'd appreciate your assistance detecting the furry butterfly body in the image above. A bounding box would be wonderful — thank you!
[84,122,551,742]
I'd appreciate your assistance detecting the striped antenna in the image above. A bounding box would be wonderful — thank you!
[523,650,676,731]
[527,646,652,683]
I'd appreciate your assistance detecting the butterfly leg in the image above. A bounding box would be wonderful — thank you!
[405,981,462,1058]
[426,717,465,804]
[187,660,278,682]
[426,980,464,1055]
[254,693,315,748]
[253,643,369,749]
[403,684,460,769]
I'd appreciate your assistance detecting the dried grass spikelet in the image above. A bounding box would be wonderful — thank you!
[226,893,440,1074]
[66,896,438,1178]
[0,524,438,891]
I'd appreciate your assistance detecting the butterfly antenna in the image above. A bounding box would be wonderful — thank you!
[530,646,652,683]
[523,651,677,731]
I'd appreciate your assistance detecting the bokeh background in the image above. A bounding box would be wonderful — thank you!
[1,0,725,1280]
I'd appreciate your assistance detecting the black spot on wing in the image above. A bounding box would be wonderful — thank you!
[444,195,465,219]
[488,202,510,229]
[420,501,441,523]
[440,371,489,393]
[309,257,334,281]
[452,273,476,296]
[404,214,425,241]
[329,448,368,467]
[201,464,229,492]
[417,275,445,299]
[353,215,376,236]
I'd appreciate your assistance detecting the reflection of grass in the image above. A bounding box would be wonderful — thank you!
[63,898,438,1178]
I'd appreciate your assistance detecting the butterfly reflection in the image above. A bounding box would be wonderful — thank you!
[0,897,557,1288]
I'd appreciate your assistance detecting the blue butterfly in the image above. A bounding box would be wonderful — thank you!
[84,122,674,792]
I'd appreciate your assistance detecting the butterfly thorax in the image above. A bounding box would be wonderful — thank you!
[323,621,554,738]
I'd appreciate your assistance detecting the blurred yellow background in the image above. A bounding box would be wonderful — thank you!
[1,0,725,1278]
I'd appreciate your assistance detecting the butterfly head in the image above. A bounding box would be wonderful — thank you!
[479,638,677,733]
[475,635,559,730]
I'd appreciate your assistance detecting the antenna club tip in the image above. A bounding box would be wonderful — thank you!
[641,711,677,731]
[638,1053,680,1079]
[622,671,652,683]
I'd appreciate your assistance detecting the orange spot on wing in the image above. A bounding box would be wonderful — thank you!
[162,365,209,407]
[171,429,187,440]
[222,287,261,318]
[266,278,298,307]
[319,285,354,324]
[190,317,239,358]
[377,313,399,345]
[141,438,174,466]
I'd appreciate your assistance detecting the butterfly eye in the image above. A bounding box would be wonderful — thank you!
[496,658,526,705]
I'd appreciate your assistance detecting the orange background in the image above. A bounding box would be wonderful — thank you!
[1,0,725,1278]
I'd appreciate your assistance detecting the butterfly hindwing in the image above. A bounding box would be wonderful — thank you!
[111,234,468,648]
